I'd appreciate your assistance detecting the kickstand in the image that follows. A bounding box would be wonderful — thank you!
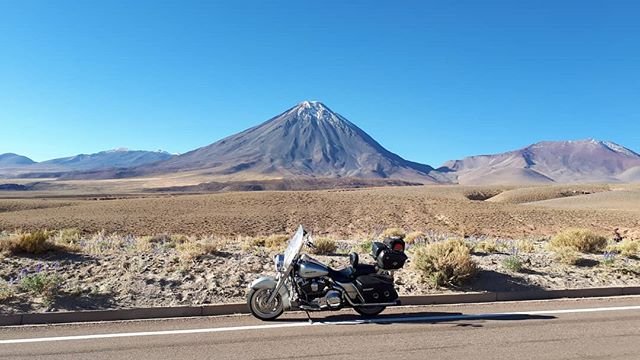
[304,310,313,324]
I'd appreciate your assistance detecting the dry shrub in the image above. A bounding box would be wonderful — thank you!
[608,239,640,257]
[516,238,536,253]
[249,236,266,247]
[264,234,289,250]
[177,236,221,260]
[549,229,607,253]
[413,239,478,287]
[311,237,337,255]
[0,230,57,254]
[0,279,13,302]
[382,228,406,239]
[53,228,81,249]
[405,231,425,245]
[135,236,154,252]
[473,239,501,254]
[554,246,580,265]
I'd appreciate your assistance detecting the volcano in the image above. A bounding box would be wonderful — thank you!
[145,101,442,182]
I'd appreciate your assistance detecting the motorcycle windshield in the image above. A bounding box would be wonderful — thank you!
[282,225,304,273]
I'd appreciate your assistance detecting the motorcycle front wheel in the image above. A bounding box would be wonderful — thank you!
[248,288,284,321]
[354,306,386,317]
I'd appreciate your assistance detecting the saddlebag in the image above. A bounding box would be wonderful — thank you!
[371,240,407,270]
[355,274,398,303]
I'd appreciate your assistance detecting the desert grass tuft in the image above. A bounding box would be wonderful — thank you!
[548,228,607,253]
[0,230,61,254]
[0,279,13,302]
[473,238,502,254]
[515,238,536,253]
[607,239,639,257]
[553,246,581,265]
[404,231,425,245]
[176,236,221,260]
[382,227,406,239]
[412,239,478,287]
[311,237,337,255]
[264,234,289,250]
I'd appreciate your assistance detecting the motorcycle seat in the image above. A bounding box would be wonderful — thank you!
[328,266,354,283]
[328,259,378,283]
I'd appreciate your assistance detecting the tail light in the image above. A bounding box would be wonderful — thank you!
[392,242,404,252]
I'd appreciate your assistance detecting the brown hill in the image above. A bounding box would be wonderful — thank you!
[442,139,640,184]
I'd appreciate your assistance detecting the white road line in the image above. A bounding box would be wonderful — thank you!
[2,305,640,345]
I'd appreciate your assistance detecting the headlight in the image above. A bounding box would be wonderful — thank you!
[274,254,284,272]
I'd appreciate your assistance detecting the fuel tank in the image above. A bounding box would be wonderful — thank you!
[298,256,329,278]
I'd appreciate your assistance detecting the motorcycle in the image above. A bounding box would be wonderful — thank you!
[247,225,408,321]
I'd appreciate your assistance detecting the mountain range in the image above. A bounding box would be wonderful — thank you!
[1,101,639,185]
[0,149,173,177]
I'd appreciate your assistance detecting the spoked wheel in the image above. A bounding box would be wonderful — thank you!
[354,306,386,317]
[248,288,284,321]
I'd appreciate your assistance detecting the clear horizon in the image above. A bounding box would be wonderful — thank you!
[1,1,639,166]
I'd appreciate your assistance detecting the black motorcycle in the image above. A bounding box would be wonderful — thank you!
[247,225,407,321]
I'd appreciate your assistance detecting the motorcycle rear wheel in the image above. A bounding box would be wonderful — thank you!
[354,306,386,317]
[248,288,284,321]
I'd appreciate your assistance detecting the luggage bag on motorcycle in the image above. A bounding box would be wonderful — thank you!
[371,239,407,270]
[355,274,398,303]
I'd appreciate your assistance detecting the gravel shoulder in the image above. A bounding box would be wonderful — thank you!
[2,237,639,315]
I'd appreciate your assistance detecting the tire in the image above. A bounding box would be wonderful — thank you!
[354,306,386,317]
[247,288,284,321]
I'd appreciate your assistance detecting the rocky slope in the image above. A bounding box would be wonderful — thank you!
[442,139,640,184]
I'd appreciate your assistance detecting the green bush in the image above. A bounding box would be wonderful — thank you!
[549,229,607,253]
[502,255,523,272]
[413,239,478,287]
[20,272,61,304]
[358,239,373,253]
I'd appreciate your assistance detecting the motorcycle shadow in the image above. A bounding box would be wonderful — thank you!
[274,311,556,327]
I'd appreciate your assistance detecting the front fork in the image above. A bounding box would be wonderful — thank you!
[266,273,286,304]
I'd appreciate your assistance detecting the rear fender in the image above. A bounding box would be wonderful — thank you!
[249,276,292,310]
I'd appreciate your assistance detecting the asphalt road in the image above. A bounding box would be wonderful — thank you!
[1,296,639,360]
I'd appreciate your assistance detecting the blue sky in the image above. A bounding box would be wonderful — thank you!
[1,1,639,166]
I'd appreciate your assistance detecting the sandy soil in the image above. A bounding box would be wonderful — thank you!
[1,185,639,238]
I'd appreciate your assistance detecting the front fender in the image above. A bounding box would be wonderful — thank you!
[248,276,292,310]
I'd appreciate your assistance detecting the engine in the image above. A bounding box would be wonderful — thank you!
[296,277,343,309]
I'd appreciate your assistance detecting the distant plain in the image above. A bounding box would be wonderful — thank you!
[1,182,638,238]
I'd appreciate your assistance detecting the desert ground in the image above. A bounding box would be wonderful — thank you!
[1,183,639,237]
[1,183,639,314]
